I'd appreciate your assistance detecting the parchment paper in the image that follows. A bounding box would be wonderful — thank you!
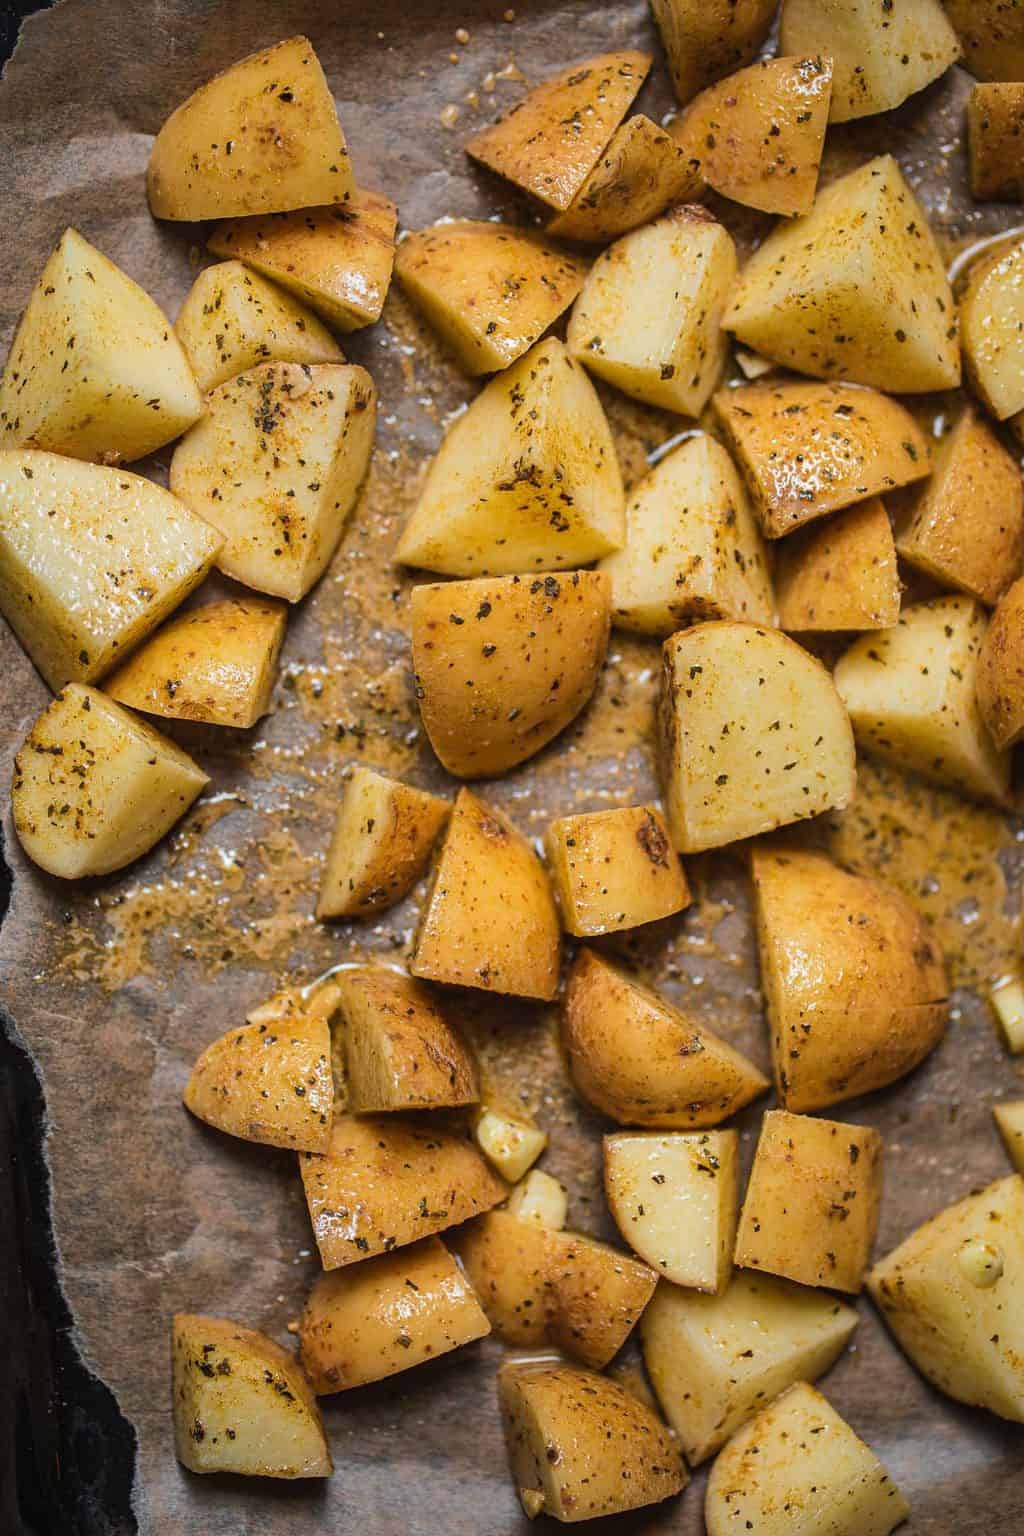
[1,2,1023,1531]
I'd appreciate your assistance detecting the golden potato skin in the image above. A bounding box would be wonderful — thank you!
[184,1007,333,1152]
[945,0,1024,81]
[968,83,1024,201]
[775,499,901,634]
[452,1209,554,1346]
[651,0,777,104]
[544,805,690,937]
[335,966,479,1112]
[960,236,1024,420]
[547,115,704,243]
[978,575,1024,749]
[545,1229,658,1369]
[316,765,450,919]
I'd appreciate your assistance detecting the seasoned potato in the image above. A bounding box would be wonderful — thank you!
[394,222,586,375]
[545,805,690,937]
[452,1210,553,1345]
[978,576,1024,749]
[725,155,960,392]
[659,622,856,852]
[568,206,735,416]
[506,1169,568,1229]
[412,789,560,1001]
[298,1237,489,1393]
[148,36,352,221]
[474,1105,548,1182]
[335,966,478,1112]
[0,228,201,464]
[395,337,624,577]
[562,948,768,1127]
[868,1175,1024,1421]
[12,685,207,879]
[598,434,772,635]
[776,499,901,634]
[990,974,1024,1054]
[208,188,397,331]
[499,1360,686,1522]
[994,1101,1024,1173]
[316,765,449,919]
[547,115,704,243]
[714,381,930,539]
[546,1229,657,1368]
[172,1313,331,1478]
[834,595,1011,807]
[735,1109,883,1294]
[651,0,777,105]
[781,0,959,122]
[411,571,610,778]
[960,236,1024,419]
[0,450,220,691]
[642,1271,858,1464]
[945,0,1024,81]
[604,1130,739,1291]
[170,361,375,602]
[465,52,650,211]
[968,84,1024,200]
[705,1382,909,1536]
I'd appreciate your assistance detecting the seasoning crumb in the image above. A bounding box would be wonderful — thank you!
[440,104,460,129]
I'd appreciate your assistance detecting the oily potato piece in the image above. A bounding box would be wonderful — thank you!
[725,155,960,393]
[316,765,449,919]
[12,685,207,879]
[547,115,704,243]
[411,571,610,778]
[960,236,1024,419]
[993,1101,1024,1173]
[945,0,1024,81]
[990,974,1024,1054]
[977,576,1024,749]
[452,1209,554,1346]
[148,36,352,221]
[545,1229,658,1369]
[475,1105,549,1182]
[172,1313,330,1478]
[775,499,901,633]
[334,966,478,1112]
[968,84,1024,201]
[507,1169,568,1229]
[651,0,777,105]
[545,805,691,937]
[568,205,735,416]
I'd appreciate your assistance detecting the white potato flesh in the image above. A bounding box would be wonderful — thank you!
[604,1130,738,1291]
[960,236,1024,420]
[506,1169,568,1229]
[475,1107,548,1183]
[316,765,450,919]
[994,1101,1024,1172]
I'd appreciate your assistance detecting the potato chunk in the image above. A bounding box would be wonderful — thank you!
[545,805,690,937]
[781,0,959,122]
[968,84,1024,200]
[545,1229,657,1368]
[776,500,900,634]
[507,1169,568,1229]
[316,765,450,919]
[604,1130,739,1291]
[978,576,1024,749]
[452,1209,553,1345]
[170,361,375,601]
[547,115,704,243]
[12,685,207,879]
[395,337,624,577]
[148,37,352,221]
[298,1237,489,1393]
[411,789,561,1001]
[834,595,1011,806]
[0,228,201,463]
[335,967,478,1112]
[172,1313,330,1478]
[735,1109,883,1294]
[651,0,777,104]
[868,1175,1024,1421]
[642,1271,858,1464]
[562,948,768,1128]
[394,222,586,374]
[725,155,960,392]
[960,236,1024,419]
[994,1101,1024,1173]
[568,206,736,416]
[474,1105,548,1182]
[945,0,1024,81]
[659,622,856,853]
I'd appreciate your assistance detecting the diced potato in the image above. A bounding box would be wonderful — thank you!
[172,1313,330,1478]
[705,1382,909,1536]
[506,1169,568,1229]
[299,1113,506,1269]
[597,433,773,636]
[148,37,353,221]
[724,155,960,393]
[547,115,704,243]
[12,684,207,879]
[395,337,624,578]
[562,948,769,1127]
[567,206,736,416]
[316,765,449,919]
[781,0,959,122]
[169,360,375,602]
[545,1229,658,1368]
[734,347,777,381]
[978,577,1024,749]
[0,449,220,691]
[713,380,930,539]
[0,228,201,464]
[465,52,651,211]
[335,966,478,1112]
[658,621,856,852]
[208,188,397,331]
[411,570,610,778]
[968,84,1024,201]
[945,0,1024,81]
[545,805,691,937]
[298,1237,489,1393]
[642,1271,858,1464]
[651,0,778,105]
[604,1130,739,1291]
[394,222,586,375]
[960,236,1024,419]
[735,1109,883,1294]
[994,1101,1024,1172]
[834,595,1011,807]
[776,500,900,634]
[452,1209,553,1345]
[990,973,1024,1053]
[246,978,342,1032]
[474,1106,548,1183]
[499,1360,686,1523]
[868,1174,1024,1421]
[412,789,561,1002]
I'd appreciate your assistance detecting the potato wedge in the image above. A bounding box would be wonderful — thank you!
[567,206,736,416]
[170,360,375,602]
[474,1105,548,1182]
[452,1209,553,1345]
[868,1175,1024,1421]
[960,236,1024,419]
[781,0,959,122]
[12,684,208,879]
[547,115,704,243]
[977,576,1024,749]
[642,1271,858,1464]
[724,155,960,392]
[208,188,397,331]
[834,595,1011,807]
[545,805,690,937]
[334,966,478,1112]
[148,36,352,221]
[411,788,561,1002]
[506,1169,568,1229]
[316,765,449,919]
[651,0,777,105]
[0,228,201,464]
[776,500,900,634]
[945,0,1024,81]
[545,1229,658,1368]
[597,433,773,636]
[968,84,1024,201]
[562,948,769,1128]
[411,570,610,778]
[465,52,650,211]
[659,622,856,852]
[994,1101,1024,1173]
[714,381,930,539]
[172,1313,330,1477]
[395,337,624,577]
